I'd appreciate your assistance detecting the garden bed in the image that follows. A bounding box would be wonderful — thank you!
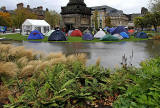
[0,44,160,108]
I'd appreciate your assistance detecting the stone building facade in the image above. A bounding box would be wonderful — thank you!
[90,5,147,28]
[90,5,129,28]
[16,3,47,20]
[0,3,48,20]
[61,0,91,31]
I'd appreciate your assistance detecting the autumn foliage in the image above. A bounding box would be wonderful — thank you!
[0,12,11,26]
[12,8,37,28]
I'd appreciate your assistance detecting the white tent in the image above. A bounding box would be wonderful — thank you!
[45,30,55,37]
[22,19,50,35]
[94,29,106,38]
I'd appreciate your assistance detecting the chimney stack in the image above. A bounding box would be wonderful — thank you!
[46,8,49,12]
[1,6,6,11]
[17,3,24,9]
[37,6,43,10]
[27,5,30,9]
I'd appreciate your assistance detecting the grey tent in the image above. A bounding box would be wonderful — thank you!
[48,30,67,41]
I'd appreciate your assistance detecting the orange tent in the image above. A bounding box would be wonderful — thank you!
[128,29,135,34]
[70,29,83,37]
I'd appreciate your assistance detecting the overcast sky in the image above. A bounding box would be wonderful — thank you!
[0,0,149,14]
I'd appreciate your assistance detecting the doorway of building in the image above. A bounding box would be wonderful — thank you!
[66,24,73,32]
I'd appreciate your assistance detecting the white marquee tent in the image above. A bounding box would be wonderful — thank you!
[22,19,50,35]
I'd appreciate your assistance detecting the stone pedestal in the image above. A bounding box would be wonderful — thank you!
[61,0,91,31]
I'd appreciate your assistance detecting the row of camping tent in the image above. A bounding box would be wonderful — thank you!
[28,26,149,41]
[28,30,67,41]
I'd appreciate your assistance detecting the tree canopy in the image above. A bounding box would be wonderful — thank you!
[92,10,98,30]
[0,12,12,27]
[150,0,160,12]
[12,8,37,28]
[105,16,112,27]
[45,10,61,28]
[134,17,148,31]
[134,11,160,32]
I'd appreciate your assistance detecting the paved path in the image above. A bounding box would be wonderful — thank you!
[0,33,19,35]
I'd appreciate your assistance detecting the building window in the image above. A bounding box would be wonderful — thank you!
[35,26,41,32]
[99,19,102,28]
[24,25,31,32]
[44,26,49,33]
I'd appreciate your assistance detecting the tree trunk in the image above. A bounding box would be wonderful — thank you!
[154,25,157,32]
[141,26,144,31]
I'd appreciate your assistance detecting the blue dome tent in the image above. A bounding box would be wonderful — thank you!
[120,32,129,39]
[28,30,44,40]
[111,26,129,35]
[136,32,148,38]
[82,33,94,40]
[108,27,116,33]
[48,30,67,41]
[103,27,109,31]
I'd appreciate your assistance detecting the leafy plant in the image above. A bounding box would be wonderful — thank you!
[113,57,160,108]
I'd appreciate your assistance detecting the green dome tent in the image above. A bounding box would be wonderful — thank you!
[45,30,55,37]
[100,34,120,41]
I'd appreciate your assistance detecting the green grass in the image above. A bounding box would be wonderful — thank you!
[143,31,160,36]
[0,33,149,42]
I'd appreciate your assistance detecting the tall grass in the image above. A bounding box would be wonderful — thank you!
[0,44,87,79]
[0,44,109,108]
[0,62,18,78]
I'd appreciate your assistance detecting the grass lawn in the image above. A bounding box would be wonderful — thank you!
[0,33,149,42]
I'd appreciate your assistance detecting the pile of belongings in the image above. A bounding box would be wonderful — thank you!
[28,30,44,40]
[70,29,83,37]
[48,29,67,41]
[67,30,73,36]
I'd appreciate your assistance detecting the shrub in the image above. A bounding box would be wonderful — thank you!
[152,35,160,40]
[113,57,160,108]
[147,33,153,37]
